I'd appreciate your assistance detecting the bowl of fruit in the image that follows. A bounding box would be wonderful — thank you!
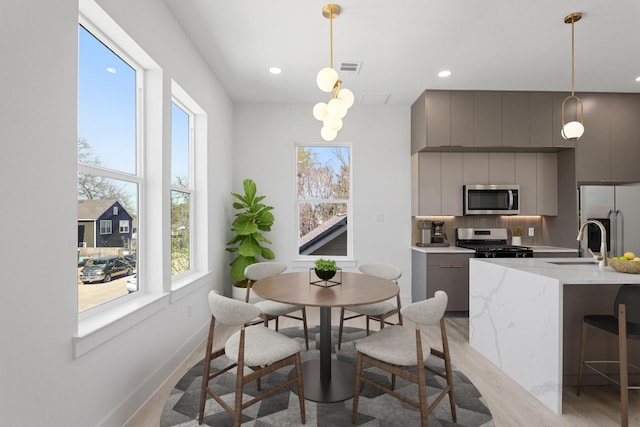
[608,252,640,274]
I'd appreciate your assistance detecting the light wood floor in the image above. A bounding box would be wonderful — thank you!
[125,308,638,426]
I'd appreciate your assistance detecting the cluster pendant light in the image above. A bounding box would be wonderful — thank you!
[561,12,585,141]
[312,4,354,141]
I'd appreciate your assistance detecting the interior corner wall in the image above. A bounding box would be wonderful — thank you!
[232,104,413,304]
[0,1,234,426]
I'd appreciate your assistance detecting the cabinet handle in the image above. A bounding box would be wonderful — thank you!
[438,265,453,268]
[451,265,464,268]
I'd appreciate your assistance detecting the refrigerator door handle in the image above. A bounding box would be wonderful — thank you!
[616,209,624,255]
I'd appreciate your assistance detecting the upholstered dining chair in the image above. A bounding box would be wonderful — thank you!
[198,291,305,427]
[577,285,640,427]
[337,263,402,350]
[352,290,456,427]
[245,262,309,349]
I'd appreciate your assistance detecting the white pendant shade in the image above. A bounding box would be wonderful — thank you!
[320,126,337,141]
[323,116,343,131]
[561,121,585,141]
[316,67,339,92]
[337,88,354,108]
[327,97,348,119]
[312,102,329,121]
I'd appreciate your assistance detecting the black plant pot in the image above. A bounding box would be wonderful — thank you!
[315,268,336,281]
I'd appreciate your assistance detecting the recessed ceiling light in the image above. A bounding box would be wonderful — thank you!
[635,76,640,82]
[438,70,451,78]
[269,67,282,75]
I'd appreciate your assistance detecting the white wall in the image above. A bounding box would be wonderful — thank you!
[233,104,413,302]
[0,1,234,426]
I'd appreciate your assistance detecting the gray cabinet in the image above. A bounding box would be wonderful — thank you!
[533,251,578,258]
[411,90,452,152]
[575,93,611,182]
[450,91,474,147]
[502,92,530,148]
[414,151,557,216]
[426,254,471,311]
[610,94,640,182]
[537,153,558,215]
[529,92,553,148]
[515,153,537,215]
[573,93,640,183]
[474,91,502,147]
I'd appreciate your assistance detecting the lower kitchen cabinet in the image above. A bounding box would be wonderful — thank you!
[412,251,472,311]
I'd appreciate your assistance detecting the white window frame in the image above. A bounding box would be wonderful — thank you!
[99,220,113,235]
[294,143,354,265]
[169,95,194,281]
[119,220,129,233]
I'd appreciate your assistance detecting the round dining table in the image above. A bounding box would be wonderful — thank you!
[251,270,399,402]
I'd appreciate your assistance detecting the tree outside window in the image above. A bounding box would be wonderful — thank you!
[296,145,351,256]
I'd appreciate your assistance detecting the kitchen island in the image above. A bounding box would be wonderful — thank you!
[469,257,640,414]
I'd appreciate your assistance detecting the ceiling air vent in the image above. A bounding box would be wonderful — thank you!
[340,61,362,74]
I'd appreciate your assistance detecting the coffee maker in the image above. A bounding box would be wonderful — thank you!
[431,221,445,244]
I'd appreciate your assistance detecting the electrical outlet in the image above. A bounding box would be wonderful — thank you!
[528,227,535,237]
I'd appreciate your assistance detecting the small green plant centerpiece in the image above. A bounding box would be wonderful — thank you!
[311,258,341,287]
[226,179,275,295]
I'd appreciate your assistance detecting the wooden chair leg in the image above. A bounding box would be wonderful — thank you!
[577,320,588,396]
[441,319,456,422]
[415,329,428,427]
[366,316,370,335]
[619,304,629,427]
[198,318,215,424]
[352,352,363,424]
[338,307,346,350]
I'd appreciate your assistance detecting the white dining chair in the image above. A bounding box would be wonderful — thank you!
[338,263,402,349]
[245,262,309,349]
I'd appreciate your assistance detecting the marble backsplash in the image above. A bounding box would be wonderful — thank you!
[412,215,543,247]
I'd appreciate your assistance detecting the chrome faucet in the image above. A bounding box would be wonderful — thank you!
[577,219,608,266]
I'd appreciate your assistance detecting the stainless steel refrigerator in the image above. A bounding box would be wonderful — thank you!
[579,184,640,257]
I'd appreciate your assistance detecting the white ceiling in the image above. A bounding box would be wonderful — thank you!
[164,0,640,106]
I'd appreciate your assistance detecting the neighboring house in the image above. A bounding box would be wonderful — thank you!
[77,199,134,248]
[299,214,347,256]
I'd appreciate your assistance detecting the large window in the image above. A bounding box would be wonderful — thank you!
[77,24,140,312]
[296,145,352,257]
[170,100,193,276]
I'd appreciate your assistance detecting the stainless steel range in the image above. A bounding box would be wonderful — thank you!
[455,227,533,258]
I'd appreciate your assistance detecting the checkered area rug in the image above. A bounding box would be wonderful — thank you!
[161,326,494,426]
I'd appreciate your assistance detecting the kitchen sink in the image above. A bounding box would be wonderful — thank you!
[547,261,598,266]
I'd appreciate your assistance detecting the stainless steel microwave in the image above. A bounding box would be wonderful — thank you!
[463,184,520,215]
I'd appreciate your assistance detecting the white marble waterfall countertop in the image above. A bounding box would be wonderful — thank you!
[469,257,640,415]
[473,257,640,285]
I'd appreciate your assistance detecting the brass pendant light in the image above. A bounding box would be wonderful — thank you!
[561,12,585,141]
[312,4,355,141]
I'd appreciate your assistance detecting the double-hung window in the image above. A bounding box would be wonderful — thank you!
[77,23,140,312]
[170,97,193,277]
[296,144,352,258]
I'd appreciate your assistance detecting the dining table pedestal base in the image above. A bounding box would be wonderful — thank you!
[289,359,356,402]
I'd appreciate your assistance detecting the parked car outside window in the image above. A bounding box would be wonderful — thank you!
[80,256,134,284]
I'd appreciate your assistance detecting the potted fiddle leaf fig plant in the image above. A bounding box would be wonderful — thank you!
[314,258,338,281]
[226,179,275,298]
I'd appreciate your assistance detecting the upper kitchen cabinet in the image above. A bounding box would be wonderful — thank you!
[574,93,640,183]
[502,92,530,148]
[529,92,553,148]
[411,90,451,152]
[412,152,463,216]
[450,91,474,147]
[610,93,640,182]
[474,92,502,147]
[575,93,611,182]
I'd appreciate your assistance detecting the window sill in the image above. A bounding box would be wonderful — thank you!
[73,271,211,358]
[73,292,169,358]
